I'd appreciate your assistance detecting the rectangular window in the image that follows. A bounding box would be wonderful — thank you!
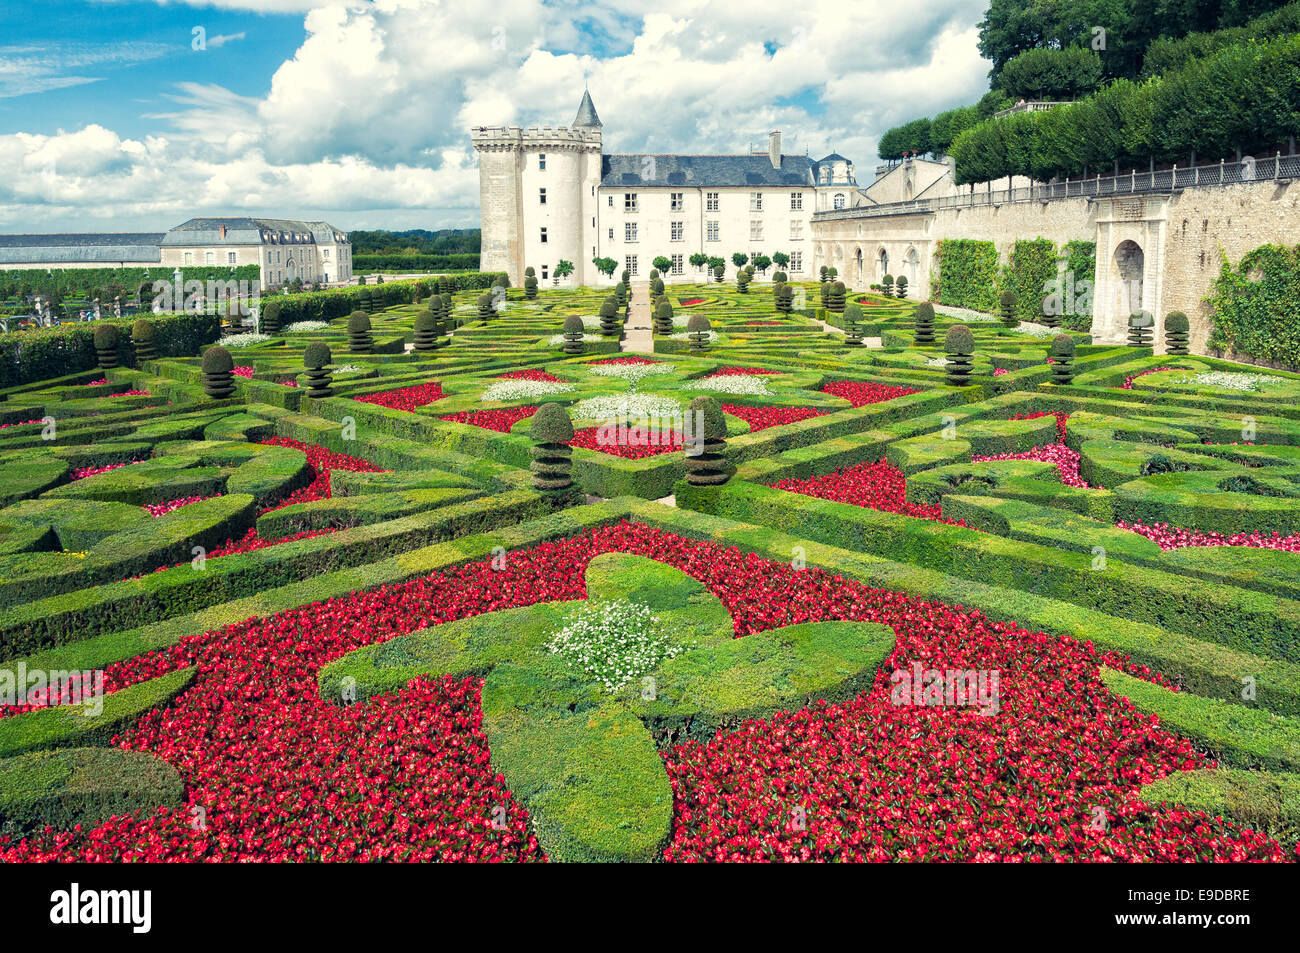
[625,222,638,242]
[671,254,684,275]
[542,265,549,280]
[539,188,547,204]
[670,221,684,241]
[790,220,804,240]
[183,252,193,265]
[790,191,803,210]
[608,228,614,240]
[706,192,719,211]
[790,251,803,272]
[624,193,637,211]
[228,252,237,264]
[750,192,763,211]
[625,255,638,276]
[750,220,763,241]
[540,227,548,244]
[706,221,720,242]
[608,195,614,207]
[538,153,546,170]
[205,251,215,265]
[323,249,330,258]
[670,192,684,211]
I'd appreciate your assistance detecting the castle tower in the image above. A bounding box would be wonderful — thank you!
[472,92,604,286]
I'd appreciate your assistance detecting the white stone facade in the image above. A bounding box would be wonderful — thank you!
[160,218,352,288]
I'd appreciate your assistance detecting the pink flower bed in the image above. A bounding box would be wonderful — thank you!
[497,369,563,382]
[1119,366,1191,389]
[1117,521,1300,552]
[707,366,780,377]
[70,461,133,481]
[233,366,255,378]
[772,459,962,524]
[590,357,660,366]
[974,444,1089,488]
[144,496,217,518]
[440,406,539,433]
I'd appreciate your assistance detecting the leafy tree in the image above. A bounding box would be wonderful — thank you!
[772,251,790,269]
[554,260,575,284]
[689,252,709,273]
[997,46,1104,100]
[731,252,749,268]
[653,256,673,274]
[592,256,617,278]
[752,254,772,274]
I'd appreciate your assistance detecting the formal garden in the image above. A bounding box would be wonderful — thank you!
[0,270,1298,863]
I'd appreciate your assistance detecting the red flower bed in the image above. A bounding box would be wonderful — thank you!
[440,406,539,433]
[233,366,255,379]
[71,461,135,481]
[257,437,384,512]
[569,427,681,458]
[974,443,1089,488]
[822,381,919,407]
[590,356,660,366]
[354,381,445,411]
[1011,410,1070,443]
[144,495,217,517]
[1118,520,1300,552]
[721,404,828,432]
[0,522,1281,862]
[0,418,42,430]
[1119,366,1190,389]
[680,298,704,306]
[708,366,780,377]
[496,369,562,382]
[772,460,961,524]
[112,389,151,397]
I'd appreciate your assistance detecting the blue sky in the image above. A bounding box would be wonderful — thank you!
[0,0,992,233]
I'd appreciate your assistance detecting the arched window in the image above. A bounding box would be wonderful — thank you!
[833,193,846,210]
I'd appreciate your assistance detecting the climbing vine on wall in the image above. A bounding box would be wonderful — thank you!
[1001,238,1058,326]
[1206,244,1300,367]
[931,239,999,312]
[1061,240,1097,332]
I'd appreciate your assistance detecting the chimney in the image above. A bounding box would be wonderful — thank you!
[768,130,782,169]
[219,224,227,240]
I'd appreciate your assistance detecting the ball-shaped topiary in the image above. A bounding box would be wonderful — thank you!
[530,402,575,494]
[772,270,788,284]
[712,264,725,284]
[943,324,975,386]
[303,342,334,398]
[524,266,536,279]
[654,300,674,336]
[842,302,863,347]
[648,269,659,281]
[347,310,373,353]
[93,323,121,369]
[999,290,1019,328]
[1127,311,1154,348]
[201,345,236,398]
[881,274,895,298]
[686,313,712,351]
[1050,334,1076,384]
[598,298,621,337]
[561,314,586,355]
[913,302,936,346]
[826,281,846,314]
[131,318,157,363]
[684,396,732,486]
[1164,311,1190,355]
[260,299,282,334]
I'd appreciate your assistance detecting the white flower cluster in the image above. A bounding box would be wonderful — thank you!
[669,330,719,343]
[547,600,692,691]
[284,321,328,333]
[335,364,365,374]
[1179,371,1283,392]
[587,363,675,384]
[547,333,603,345]
[684,375,774,396]
[573,393,682,420]
[223,333,275,347]
[481,379,576,402]
[924,357,950,367]
[1010,323,1058,338]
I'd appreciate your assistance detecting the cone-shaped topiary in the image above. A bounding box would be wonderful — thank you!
[914,302,936,346]
[712,264,725,284]
[843,302,863,347]
[524,275,538,299]
[1127,311,1154,348]
[530,402,574,494]
[819,281,830,308]
[736,270,750,293]
[651,278,665,296]
[649,269,659,281]
[895,275,909,299]
[686,313,712,351]
[943,324,975,386]
[999,290,1019,328]
[684,396,732,486]
[614,282,628,308]
[562,314,586,355]
[620,269,630,285]
[260,300,281,334]
[93,323,121,369]
[303,342,334,398]
[882,274,894,297]
[201,345,235,398]
[1050,334,1076,384]
[356,286,374,313]
[599,297,621,336]
[826,281,846,313]
[347,310,373,353]
[1164,311,1190,354]
[654,300,674,335]
[413,308,439,351]
[477,294,494,321]
[131,318,157,363]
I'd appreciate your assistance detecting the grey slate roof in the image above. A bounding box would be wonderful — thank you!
[161,217,347,246]
[573,90,602,128]
[0,233,163,265]
[601,154,816,188]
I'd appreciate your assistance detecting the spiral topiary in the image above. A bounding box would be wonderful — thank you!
[530,403,575,494]
[93,323,121,369]
[651,278,665,297]
[684,396,732,486]
[649,269,659,281]
[842,302,863,347]
[943,324,975,385]
[476,293,493,321]
[654,300,674,335]
[686,313,712,351]
[895,275,909,299]
[260,299,281,334]
[347,310,373,353]
[1164,311,1190,355]
[712,264,725,284]
[201,345,235,398]
[914,301,936,346]
[1050,334,1076,384]
[614,282,628,309]
[303,342,334,398]
[999,290,1019,328]
[1127,311,1154,348]
[819,281,830,308]
[736,270,750,293]
[819,266,829,283]
[826,281,846,314]
[524,275,538,299]
[131,318,157,363]
[775,283,794,314]
[561,314,586,355]
[413,308,439,351]
[599,298,621,337]
[356,285,373,313]
[1039,300,1061,329]
[882,274,894,298]
[525,267,535,279]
